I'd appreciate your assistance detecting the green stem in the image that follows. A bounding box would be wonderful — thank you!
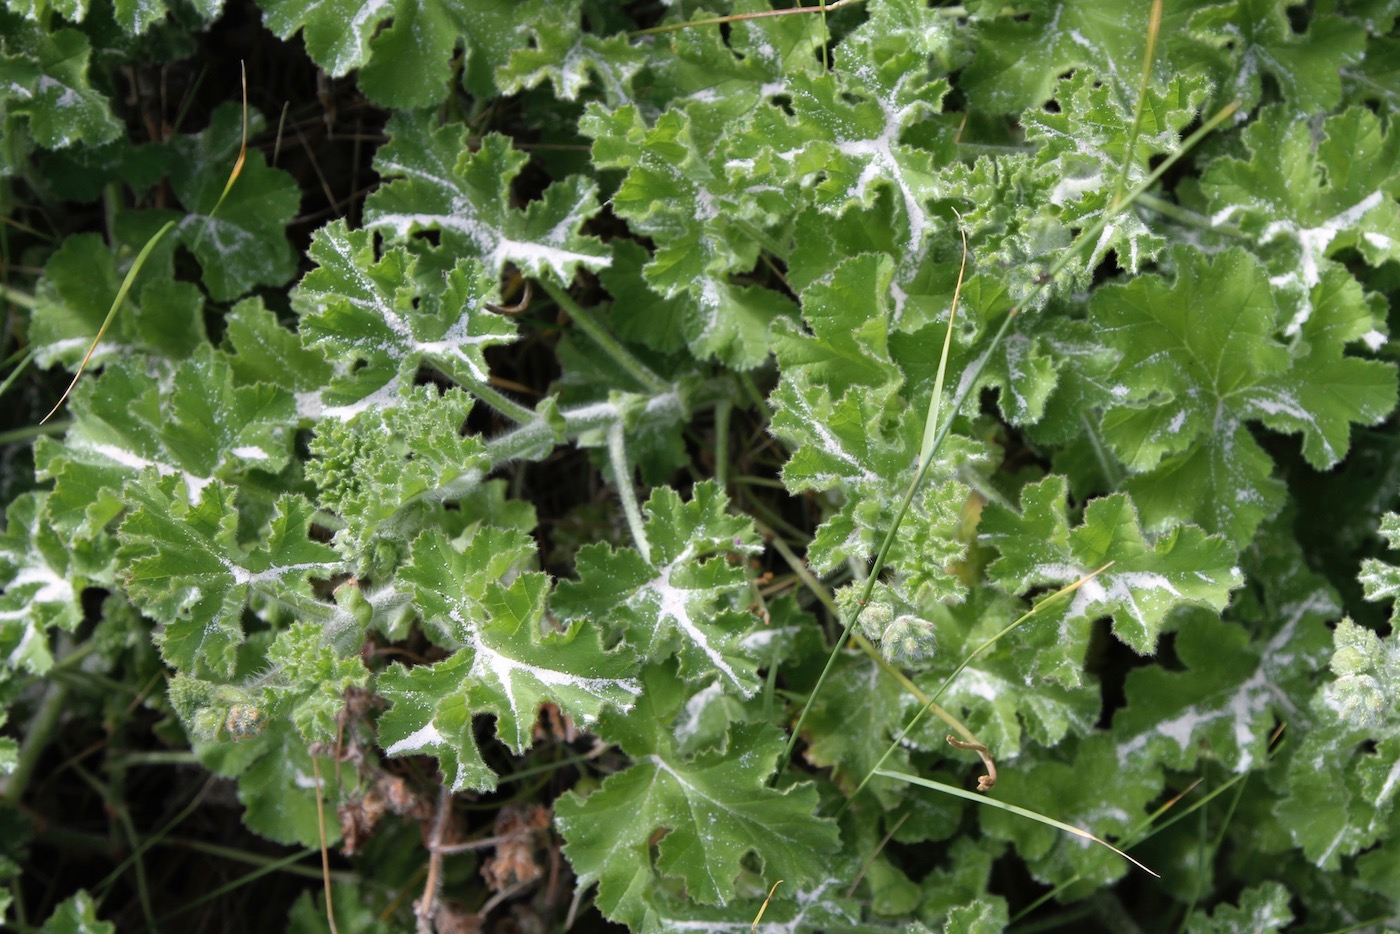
[455,374,536,425]
[1,671,69,806]
[486,382,709,466]
[0,283,35,309]
[1135,191,1244,237]
[538,279,669,395]
[156,848,324,923]
[0,347,35,402]
[0,420,70,446]
[1080,410,1124,490]
[608,420,651,564]
[713,398,732,489]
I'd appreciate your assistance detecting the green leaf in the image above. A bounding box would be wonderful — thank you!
[1199,106,1400,337]
[1092,247,1396,545]
[732,67,949,300]
[943,898,1010,934]
[1359,512,1400,625]
[1185,882,1294,934]
[169,103,301,301]
[1021,71,1209,273]
[580,103,791,368]
[307,386,491,568]
[263,621,368,743]
[1113,525,1338,774]
[915,588,1101,756]
[496,6,645,107]
[0,25,122,150]
[798,653,909,807]
[37,890,114,934]
[555,664,840,929]
[34,346,299,536]
[638,878,864,934]
[30,233,206,371]
[772,253,904,398]
[396,526,640,753]
[1277,614,1400,867]
[0,493,114,680]
[960,0,1163,113]
[365,116,610,283]
[193,718,340,847]
[221,297,334,393]
[294,220,517,393]
[375,651,494,793]
[975,733,1162,888]
[117,473,340,677]
[552,482,764,695]
[1188,0,1366,115]
[982,475,1242,657]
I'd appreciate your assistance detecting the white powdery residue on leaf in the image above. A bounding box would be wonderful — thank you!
[835,97,932,260]
[738,625,800,651]
[1067,570,1183,633]
[230,446,271,462]
[220,556,339,587]
[646,561,749,695]
[673,682,725,743]
[384,720,444,756]
[489,238,610,282]
[1262,191,1383,335]
[36,75,79,110]
[1027,561,1082,590]
[177,214,258,258]
[417,328,508,384]
[1377,756,1400,808]
[1361,329,1388,351]
[1211,204,1241,227]
[328,0,395,74]
[1246,388,1334,462]
[946,666,1003,703]
[6,565,76,607]
[659,878,853,933]
[34,337,129,368]
[1363,231,1394,250]
[1050,169,1104,206]
[1117,589,1323,769]
[316,375,406,422]
[85,441,214,499]
[4,618,46,671]
[469,636,642,721]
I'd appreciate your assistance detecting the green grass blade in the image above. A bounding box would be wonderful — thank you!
[40,219,177,424]
[875,769,1158,877]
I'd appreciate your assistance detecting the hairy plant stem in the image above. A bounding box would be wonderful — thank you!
[456,373,536,425]
[608,420,651,563]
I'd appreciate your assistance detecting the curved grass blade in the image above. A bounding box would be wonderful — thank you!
[40,219,176,423]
